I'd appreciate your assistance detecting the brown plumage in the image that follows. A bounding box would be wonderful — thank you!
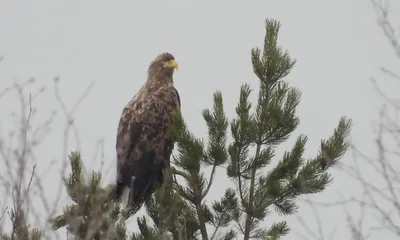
[115,52,181,215]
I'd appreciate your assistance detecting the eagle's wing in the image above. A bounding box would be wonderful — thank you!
[115,86,180,212]
[116,86,180,171]
[115,99,143,187]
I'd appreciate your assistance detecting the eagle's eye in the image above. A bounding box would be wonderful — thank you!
[162,60,172,68]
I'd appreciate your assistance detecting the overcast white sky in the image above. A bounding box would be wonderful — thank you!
[0,0,399,239]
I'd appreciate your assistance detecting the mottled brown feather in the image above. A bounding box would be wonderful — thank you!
[115,52,181,214]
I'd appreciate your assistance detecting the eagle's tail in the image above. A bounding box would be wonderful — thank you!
[114,175,155,218]
[125,176,155,214]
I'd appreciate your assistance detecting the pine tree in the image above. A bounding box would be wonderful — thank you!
[132,18,352,240]
[52,18,352,240]
[226,19,351,239]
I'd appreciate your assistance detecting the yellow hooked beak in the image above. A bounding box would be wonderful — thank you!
[166,60,179,70]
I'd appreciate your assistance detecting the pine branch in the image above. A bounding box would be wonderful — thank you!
[51,152,126,240]
[1,202,42,240]
[167,92,230,240]
[142,168,200,240]
[226,18,352,240]
[209,188,239,240]
[1,165,41,240]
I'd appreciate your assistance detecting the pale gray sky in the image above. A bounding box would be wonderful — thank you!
[0,0,399,239]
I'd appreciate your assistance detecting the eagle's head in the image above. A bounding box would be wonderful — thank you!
[147,52,179,79]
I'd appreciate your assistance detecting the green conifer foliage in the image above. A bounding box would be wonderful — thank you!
[51,152,126,240]
[226,19,352,240]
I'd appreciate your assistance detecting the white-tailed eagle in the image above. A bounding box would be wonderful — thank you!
[115,52,181,214]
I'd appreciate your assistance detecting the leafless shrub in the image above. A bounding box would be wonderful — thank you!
[296,1,400,239]
[0,59,96,239]
[339,1,400,238]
